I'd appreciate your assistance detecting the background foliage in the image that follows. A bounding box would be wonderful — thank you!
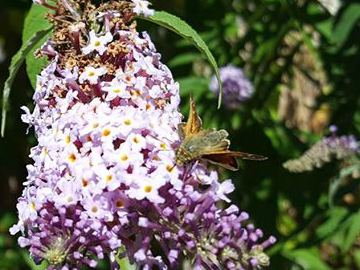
[1,0,360,269]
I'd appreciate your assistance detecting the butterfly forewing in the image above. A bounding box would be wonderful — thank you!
[183,95,202,136]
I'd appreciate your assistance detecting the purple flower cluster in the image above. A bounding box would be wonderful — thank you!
[11,1,275,269]
[210,65,254,109]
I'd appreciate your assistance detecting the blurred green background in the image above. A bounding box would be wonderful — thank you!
[1,0,360,269]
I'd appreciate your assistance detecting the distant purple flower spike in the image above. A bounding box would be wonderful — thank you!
[284,126,359,172]
[210,65,254,109]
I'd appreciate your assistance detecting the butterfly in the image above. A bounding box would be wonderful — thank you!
[175,95,267,171]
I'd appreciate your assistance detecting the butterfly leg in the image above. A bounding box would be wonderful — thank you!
[181,160,199,182]
[192,162,211,184]
[181,165,190,181]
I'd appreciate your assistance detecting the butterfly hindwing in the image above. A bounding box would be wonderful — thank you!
[202,152,239,171]
[203,150,267,161]
[199,129,230,153]
[178,123,186,140]
[202,151,267,171]
[228,151,268,161]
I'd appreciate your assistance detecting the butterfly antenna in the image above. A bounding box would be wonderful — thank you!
[146,134,176,152]
[147,133,175,144]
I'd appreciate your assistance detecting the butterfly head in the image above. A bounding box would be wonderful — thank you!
[175,145,193,166]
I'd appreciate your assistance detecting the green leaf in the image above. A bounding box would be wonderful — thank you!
[354,249,360,269]
[332,3,360,48]
[117,257,136,270]
[282,248,332,270]
[177,77,210,96]
[316,207,348,239]
[115,247,136,270]
[21,250,48,270]
[1,27,52,137]
[23,4,53,89]
[343,208,360,252]
[315,19,333,40]
[168,52,204,68]
[140,11,223,108]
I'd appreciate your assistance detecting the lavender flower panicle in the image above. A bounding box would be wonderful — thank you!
[11,1,275,269]
[210,65,254,109]
[283,125,359,173]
